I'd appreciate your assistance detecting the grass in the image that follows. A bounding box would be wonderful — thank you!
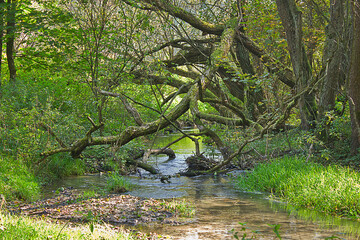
[161,199,195,218]
[235,156,360,218]
[0,155,40,202]
[106,172,133,193]
[0,212,147,240]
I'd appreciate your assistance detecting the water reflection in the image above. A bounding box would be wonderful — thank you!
[43,131,360,239]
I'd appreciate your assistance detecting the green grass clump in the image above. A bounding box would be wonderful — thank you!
[0,212,140,239]
[236,156,360,218]
[106,172,133,193]
[161,199,195,218]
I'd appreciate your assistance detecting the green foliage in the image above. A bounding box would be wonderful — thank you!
[236,156,360,218]
[0,155,40,202]
[106,172,133,193]
[314,110,354,164]
[0,72,90,199]
[40,154,86,182]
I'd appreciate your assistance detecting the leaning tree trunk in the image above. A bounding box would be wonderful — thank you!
[276,0,317,130]
[6,0,16,81]
[349,0,360,155]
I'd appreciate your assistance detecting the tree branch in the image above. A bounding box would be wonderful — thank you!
[38,122,67,148]
[96,89,145,126]
[139,0,225,35]
[236,31,295,88]
[41,85,194,158]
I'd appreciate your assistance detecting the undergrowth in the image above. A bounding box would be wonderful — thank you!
[0,155,40,202]
[236,156,360,218]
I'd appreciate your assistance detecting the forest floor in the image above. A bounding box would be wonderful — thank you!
[5,189,190,238]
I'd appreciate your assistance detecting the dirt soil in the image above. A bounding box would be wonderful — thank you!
[6,189,186,227]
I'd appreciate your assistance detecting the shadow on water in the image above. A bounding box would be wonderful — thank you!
[43,130,360,239]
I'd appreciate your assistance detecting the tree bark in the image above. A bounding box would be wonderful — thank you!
[349,0,360,154]
[6,0,16,81]
[319,0,347,116]
[235,39,266,119]
[276,0,317,129]
[140,0,225,35]
[0,0,4,87]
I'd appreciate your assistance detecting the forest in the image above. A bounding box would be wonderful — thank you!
[1,0,360,239]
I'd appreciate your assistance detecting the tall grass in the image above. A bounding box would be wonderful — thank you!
[236,156,360,218]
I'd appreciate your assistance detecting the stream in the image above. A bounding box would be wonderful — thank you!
[43,130,360,239]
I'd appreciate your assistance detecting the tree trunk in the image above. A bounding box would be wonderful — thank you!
[276,0,317,129]
[319,0,347,115]
[318,0,348,141]
[235,40,266,119]
[6,0,16,81]
[349,0,360,155]
[0,0,5,88]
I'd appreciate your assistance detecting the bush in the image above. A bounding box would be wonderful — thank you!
[236,156,360,218]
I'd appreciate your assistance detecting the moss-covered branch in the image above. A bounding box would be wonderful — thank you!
[140,0,225,35]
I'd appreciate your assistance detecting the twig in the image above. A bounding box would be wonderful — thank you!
[87,116,97,128]
[38,122,67,148]
[306,143,314,162]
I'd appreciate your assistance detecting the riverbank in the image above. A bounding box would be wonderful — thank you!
[5,189,194,224]
[235,156,360,219]
[0,212,159,240]
[1,189,195,239]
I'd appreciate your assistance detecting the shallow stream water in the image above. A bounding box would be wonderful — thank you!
[44,130,360,239]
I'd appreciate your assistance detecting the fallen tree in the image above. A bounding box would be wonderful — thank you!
[39,0,319,176]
